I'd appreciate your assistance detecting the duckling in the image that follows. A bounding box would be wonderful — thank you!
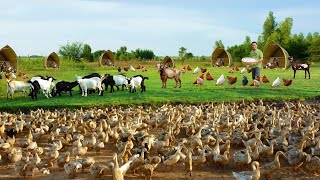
[112,153,139,180]
[163,143,183,171]
[232,161,260,180]
[259,151,286,174]
[64,161,82,179]
[90,163,108,178]
[214,150,230,165]
[233,146,252,166]
[184,149,192,178]
[75,156,95,172]
[57,152,70,168]
[72,146,88,156]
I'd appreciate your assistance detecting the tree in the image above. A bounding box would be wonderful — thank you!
[184,52,193,59]
[266,17,293,47]
[58,42,83,61]
[261,11,277,47]
[308,34,320,61]
[131,49,155,60]
[116,46,128,60]
[214,40,225,49]
[82,44,93,62]
[178,47,187,64]
[92,50,105,61]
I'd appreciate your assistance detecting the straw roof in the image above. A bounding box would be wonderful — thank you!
[211,48,232,67]
[99,50,115,66]
[44,52,60,69]
[162,56,174,68]
[0,45,18,72]
[263,42,290,69]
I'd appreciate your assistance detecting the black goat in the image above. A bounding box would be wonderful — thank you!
[52,81,78,97]
[28,80,41,100]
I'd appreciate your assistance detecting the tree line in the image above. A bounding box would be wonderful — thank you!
[58,11,319,62]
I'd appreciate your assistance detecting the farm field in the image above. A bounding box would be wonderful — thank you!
[0,58,319,110]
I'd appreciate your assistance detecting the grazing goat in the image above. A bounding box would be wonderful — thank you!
[288,56,310,79]
[28,81,41,100]
[31,77,55,98]
[51,81,79,97]
[76,76,103,97]
[6,79,33,99]
[77,73,101,94]
[157,64,181,88]
[127,75,148,93]
[101,74,128,95]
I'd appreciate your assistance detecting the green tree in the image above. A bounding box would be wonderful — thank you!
[92,50,105,61]
[58,42,83,61]
[116,46,128,60]
[184,52,194,59]
[266,17,293,47]
[82,44,93,62]
[308,34,320,61]
[261,11,277,47]
[131,49,155,60]
[178,47,187,64]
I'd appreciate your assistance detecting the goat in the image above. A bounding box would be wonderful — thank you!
[33,77,54,98]
[28,81,41,100]
[6,79,33,99]
[51,81,79,97]
[77,76,103,97]
[288,56,310,79]
[127,75,148,93]
[77,73,101,94]
[101,74,128,95]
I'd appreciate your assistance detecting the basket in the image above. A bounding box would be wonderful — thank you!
[242,57,257,65]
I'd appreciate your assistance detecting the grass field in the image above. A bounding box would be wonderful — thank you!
[0,58,319,110]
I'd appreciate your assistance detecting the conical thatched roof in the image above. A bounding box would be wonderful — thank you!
[211,48,232,67]
[263,42,290,69]
[99,50,115,66]
[44,52,60,69]
[162,56,174,68]
[0,45,18,72]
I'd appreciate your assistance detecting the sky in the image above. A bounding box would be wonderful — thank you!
[0,0,319,57]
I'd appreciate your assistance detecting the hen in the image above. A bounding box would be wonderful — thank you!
[187,65,192,71]
[272,77,280,88]
[262,75,270,83]
[228,68,235,74]
[235,66,240,71]
[242,76,248,86]
[283,79,292,87]
[206,72,214,81]
[193,67,200,74]
[240,68,246,74]
[193,77,204,86]
[200,67,207,73]
[216,74,225,85]
[123,67,129,72]
[227,76,237,85]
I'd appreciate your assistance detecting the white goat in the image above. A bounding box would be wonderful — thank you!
[35,77,54,98]
[6,79,33,99]
[128,75,148,93]
[77,77,103,97]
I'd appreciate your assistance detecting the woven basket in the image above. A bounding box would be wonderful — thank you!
[242,57,257,65]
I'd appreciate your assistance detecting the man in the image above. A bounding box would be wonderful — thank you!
[249,41,263,80]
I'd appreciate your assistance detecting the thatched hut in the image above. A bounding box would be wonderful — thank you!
[263,42,290,69]
[211,48,232,67]
[44,52,60,69]
[0,45,18,72]
[162,56,174,68]
[99,50,115,66]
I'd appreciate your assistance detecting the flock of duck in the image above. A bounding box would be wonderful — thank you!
[0,100,319,179]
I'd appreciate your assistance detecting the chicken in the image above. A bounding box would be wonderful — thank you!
[227,76,237,85]
[283,79,292,87]
[136,64,141,69]
[193,77,204,86]
[199,74,204,79]
[240,68,246,74]
[123,67,129,71]
[130,66,135,72]
[200,67,207,73]
[141,66,147,72]
[216,74,225,85]
[206,72,214,81]
[193,66,200,74]
[250,80,260,87]
[242,76,248,86]
[272,77,280,88]
[262,75,270,83]
[229,68,235,74]
[11,73,16,79]
[187,65,192,71]
[235,66,240,71]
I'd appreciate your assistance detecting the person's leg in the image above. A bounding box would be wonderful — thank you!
[252,67,256,80]
[255,68,260,79]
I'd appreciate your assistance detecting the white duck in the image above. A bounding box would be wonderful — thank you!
[232,161,260,180]
[193,66,200,74]
[216,74,225,85]
[271,77,280,88]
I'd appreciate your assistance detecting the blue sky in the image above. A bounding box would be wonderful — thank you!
[0,0,319,56]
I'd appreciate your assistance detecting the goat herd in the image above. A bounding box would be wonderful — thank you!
[6,73,148,100]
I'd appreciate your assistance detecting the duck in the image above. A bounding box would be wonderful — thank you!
[303,156,320,176]
[184,149,192,178]
[233,146,252,166]
[89,163,108,178]
[45,148,59,167]
[57,151,70,168]
[64,161,82,179]
[72,146,88,156]
[163,143,183,171]
[214,150,230,165]
[232,161,260,180]
[75,156,95,172]
[192,148,206,167]
[258,140,277,157]
[8,148,23,164]
[112,153,139,180]
[259,151,286,174]
[130,148,148,175]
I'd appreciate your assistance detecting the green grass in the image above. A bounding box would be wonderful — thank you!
[1,58,319,110]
